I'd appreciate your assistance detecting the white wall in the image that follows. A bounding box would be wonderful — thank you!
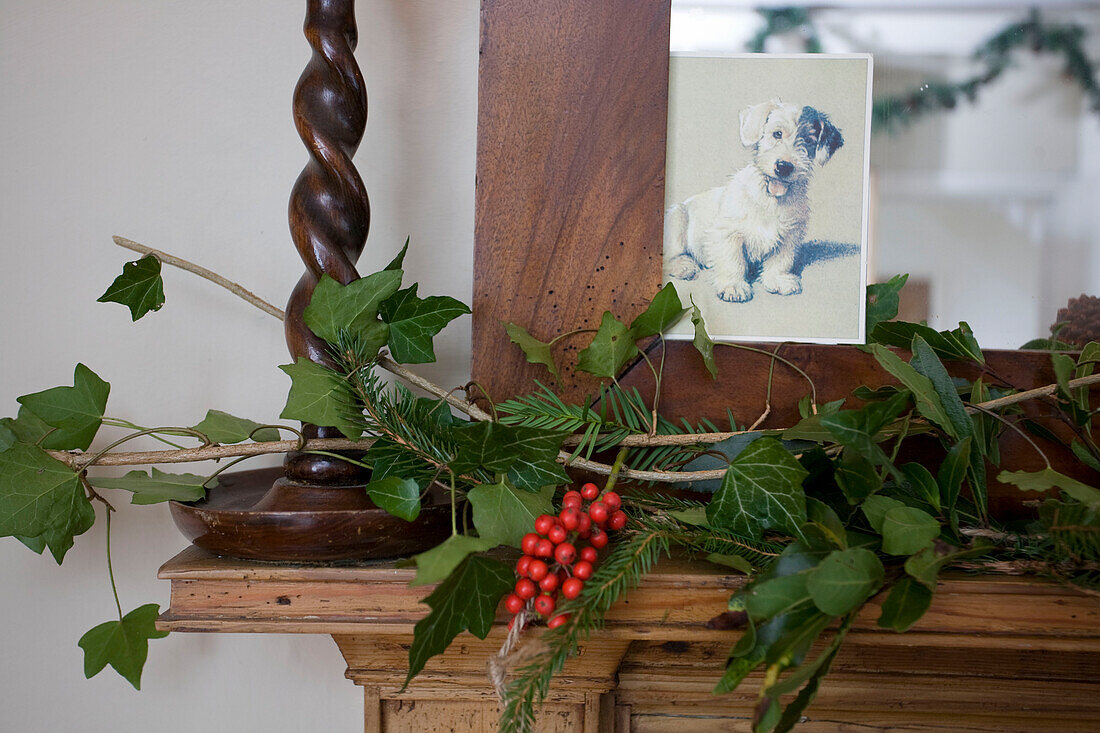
[0,2,478,731]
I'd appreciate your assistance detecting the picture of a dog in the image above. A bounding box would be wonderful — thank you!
[665,99,843,303]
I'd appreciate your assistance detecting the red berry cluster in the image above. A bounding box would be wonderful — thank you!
[504,482,628,630]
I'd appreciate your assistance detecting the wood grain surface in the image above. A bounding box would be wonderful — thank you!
[472,0,670,404]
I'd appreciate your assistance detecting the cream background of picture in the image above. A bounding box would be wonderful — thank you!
[664,54,870,343]
[0,1,476,731]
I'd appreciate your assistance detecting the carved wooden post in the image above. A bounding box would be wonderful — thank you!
[283,0,370,486]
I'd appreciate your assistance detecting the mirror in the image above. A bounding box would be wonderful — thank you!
[670,1,1100,349]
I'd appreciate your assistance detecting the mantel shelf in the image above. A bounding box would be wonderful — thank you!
[158,546,1100,732]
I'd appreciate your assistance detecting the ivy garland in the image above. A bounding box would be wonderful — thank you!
[749,8,1100,132]
[2,240,1098,732]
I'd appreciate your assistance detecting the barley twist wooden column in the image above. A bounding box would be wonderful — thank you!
[283,0,370,485]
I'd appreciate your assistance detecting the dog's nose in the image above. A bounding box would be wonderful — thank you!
[775,161,794,178]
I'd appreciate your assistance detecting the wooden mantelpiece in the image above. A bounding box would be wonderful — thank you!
[158,547,1100,732]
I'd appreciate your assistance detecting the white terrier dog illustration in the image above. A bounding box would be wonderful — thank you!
[665,99,843,302]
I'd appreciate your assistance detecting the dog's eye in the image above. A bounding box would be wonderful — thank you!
[772,130,783,139]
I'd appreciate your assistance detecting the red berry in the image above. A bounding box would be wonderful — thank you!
[527,559,549,582]
[505,593,524,614]
[602,491,621,510]
[588,501,608,524]
[608,510,628,531]
[516,555,533,576]
[521,533,540,555]
[555,542,576,565]
[534,514,555,536]
[577,513,591,534]
[581,482,600,501]
[579,546,598,563]
[515,578,537,599]
[559,508,580,530]
[589,528,608,548]
[534,594,556,616]
[562,490,583,509]
[547,613,570,629]
[539,573,559,593]
[548,524,567,544]
[535,539,554,558]
[562,577,584,599]
[573,560,593,580]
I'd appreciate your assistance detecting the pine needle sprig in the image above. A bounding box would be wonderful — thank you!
[499,528,670,732]
[629,508,785,570]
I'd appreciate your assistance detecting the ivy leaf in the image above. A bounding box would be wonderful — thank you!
[191,410,280,443]
[0,421,15,452]
[17,363,110,451]
[364,437,437,489]
[278,358,362,440]
[97,255,165,321]
[449,422,567,484]
[504,322,559,379]
[805,548,884,615]
[449,421,515,474]
[868,345,956,439]
[706,437,809,540]
[13,475,96,564]
[998,467,1100,508]
[468,481,554,548]
[0,443,87,539]
[90,468,209,505]
[576,311,638,378]
[877,576,933,632]
[78,604,168,690]
[405,555,514,685]
[629,282,687,339]
[690,299,718,379]
[410,534,499,586]
[303,271,403,345]
[365,476,420,521]
[0,407,53,446]
[379,284,470,364]
[865,274,908,335]
[909,336,973,443]
[880,506,940,555]
[385,237,410,271]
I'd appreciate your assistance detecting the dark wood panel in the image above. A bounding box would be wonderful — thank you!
[473,0,671,403]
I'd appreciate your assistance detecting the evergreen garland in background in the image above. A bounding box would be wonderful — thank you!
[749,7,1100,133]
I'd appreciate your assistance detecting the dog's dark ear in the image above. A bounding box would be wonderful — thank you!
[799,106,844,165]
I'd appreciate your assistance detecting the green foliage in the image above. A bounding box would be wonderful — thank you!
[0,443,89,540]
[880,507,940,555]
[870,321,984,364]
[278,358,362,440]
[629,283,687,339]
[576,311,637,378]
[820,390,910,473]
[17,363,110,451]
[706,438,809,540]
[690,300,718,379]
[365,476,421,521]
[504,323,559,379]
[406,555,513,686]
[379,284,470,364]
[998,467,1100,507]
[303,271,402,347]
[410,534,499,586]
[191,410,280,443]
[97,255,165,321]
[805,548,884,615]
[864,273,907,335]
[78,604,168,690]
[868,345,957,439]
[877,576,933,632]
[467,482,554,548]
[91,468,210,505]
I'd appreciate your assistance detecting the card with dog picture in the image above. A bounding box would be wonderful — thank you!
[663,53,873,344]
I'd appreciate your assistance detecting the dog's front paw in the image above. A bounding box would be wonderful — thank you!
[761,272,802,296]
[716,281,754,303]
[667,255,699,281]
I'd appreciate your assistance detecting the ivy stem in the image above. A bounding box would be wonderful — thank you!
[450,472,458,537]
[602,447,630,497]
[301,450,372,470]
[968,404,1052,469]
[104,502,123,622]
[102,418,188,449]
[80,427,212,471]
[548,328,598,347]
[716,342,818,406]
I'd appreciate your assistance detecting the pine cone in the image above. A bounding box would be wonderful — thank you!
[1053,294,1100,348]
